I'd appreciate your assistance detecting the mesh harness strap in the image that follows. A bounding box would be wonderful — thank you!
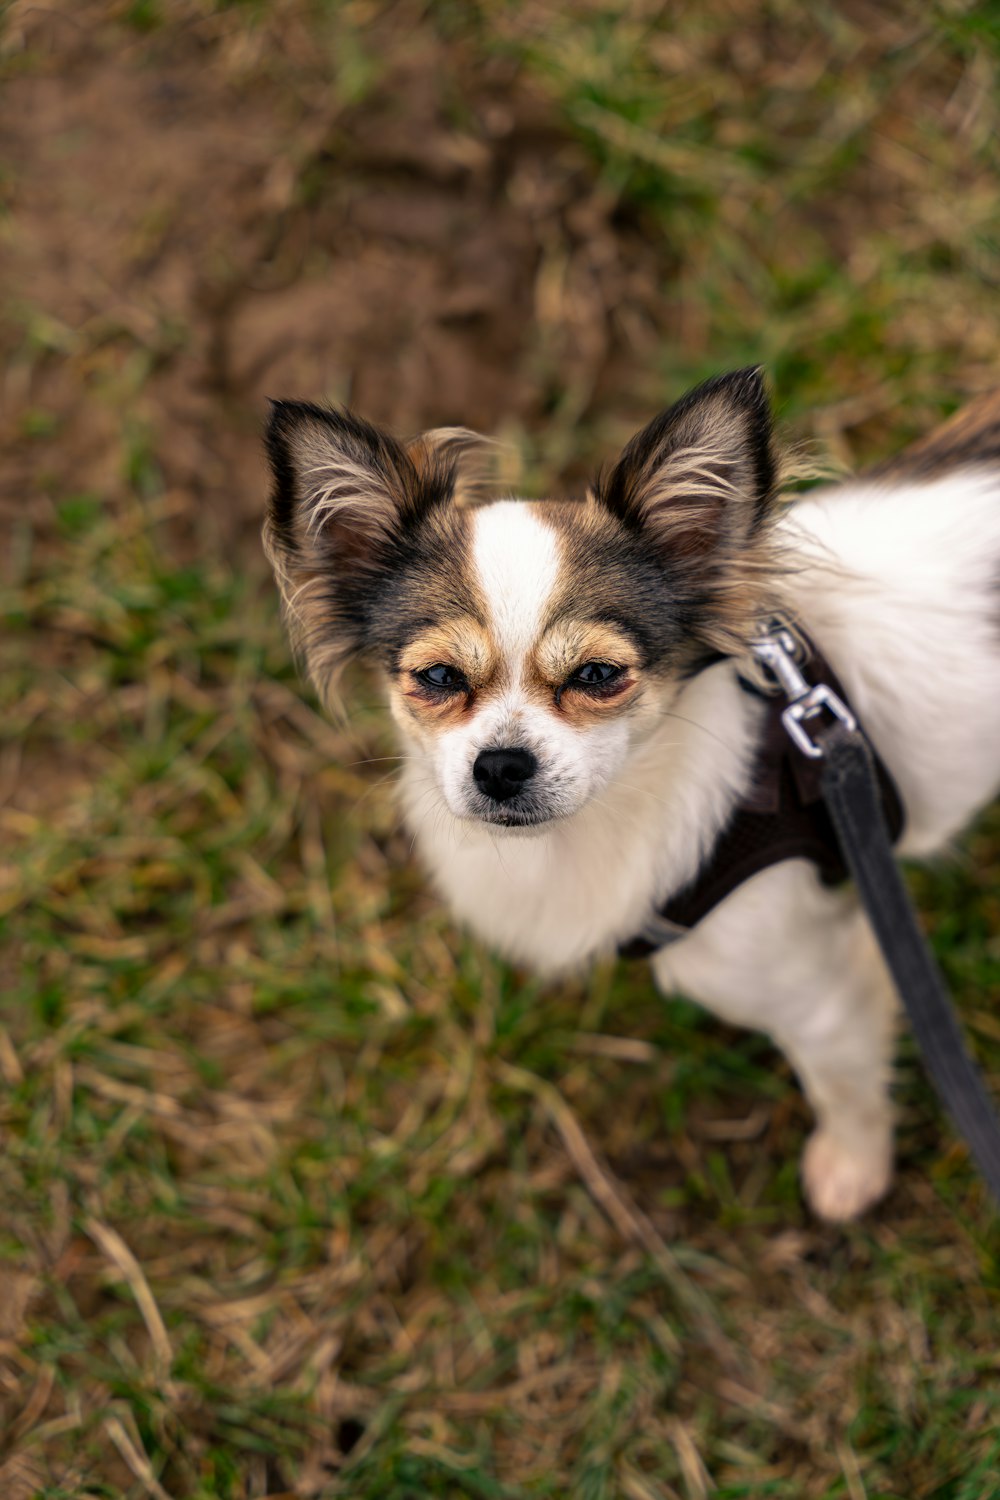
[619,640,905,959]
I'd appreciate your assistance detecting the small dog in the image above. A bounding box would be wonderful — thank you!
[263,370,1000,1220]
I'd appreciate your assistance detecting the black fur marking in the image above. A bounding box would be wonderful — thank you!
[365,506,484,669]
[536,499,696,670]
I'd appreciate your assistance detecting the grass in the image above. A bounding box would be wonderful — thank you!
[2,1,1000,1495]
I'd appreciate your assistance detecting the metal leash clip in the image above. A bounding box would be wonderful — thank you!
[750,626,857,760]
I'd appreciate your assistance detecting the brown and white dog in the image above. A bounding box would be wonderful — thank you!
[263,370,1000,1220]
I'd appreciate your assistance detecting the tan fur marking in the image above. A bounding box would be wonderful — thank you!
[872,390,1000,480]
[529,621,642,723]
[398,619,499,688]
[393,618,505,732]
[554,675,641,725]
[387,680,468,733]
[533,621,638,685]
[406,427,495,507]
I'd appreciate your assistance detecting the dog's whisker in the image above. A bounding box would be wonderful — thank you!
[650,708,733,752]
[346,754,408,768]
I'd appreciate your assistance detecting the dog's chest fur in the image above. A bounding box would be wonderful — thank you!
[402,665,761,973]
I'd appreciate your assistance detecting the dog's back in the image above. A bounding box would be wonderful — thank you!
[869,389,1000,482]
[780,400,1000,856]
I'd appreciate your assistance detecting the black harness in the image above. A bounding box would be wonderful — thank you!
[620,626,1000,1206]
[620,636,905,958]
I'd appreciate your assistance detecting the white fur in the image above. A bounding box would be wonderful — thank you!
[400,467,1000,1220]
[472,500,560,662]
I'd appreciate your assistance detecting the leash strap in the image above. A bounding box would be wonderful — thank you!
[817,723,1000,1203]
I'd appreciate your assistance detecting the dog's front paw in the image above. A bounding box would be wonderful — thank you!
[801,1127,893,1222]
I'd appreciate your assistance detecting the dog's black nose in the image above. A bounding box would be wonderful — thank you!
[473,747,537,803]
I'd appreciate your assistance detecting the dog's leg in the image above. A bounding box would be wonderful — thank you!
[652,862,898,1221]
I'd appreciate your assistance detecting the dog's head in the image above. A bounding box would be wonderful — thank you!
[263,369,781,829]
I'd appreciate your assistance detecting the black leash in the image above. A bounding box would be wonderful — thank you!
[755,628,1000,1205]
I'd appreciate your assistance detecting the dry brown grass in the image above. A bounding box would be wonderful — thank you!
[2,2,1000,1496]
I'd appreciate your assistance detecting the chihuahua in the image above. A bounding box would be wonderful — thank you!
[263,369,1000,1220]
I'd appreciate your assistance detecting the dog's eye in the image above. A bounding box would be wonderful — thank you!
[568,661,623,688]
[415,663,468,691]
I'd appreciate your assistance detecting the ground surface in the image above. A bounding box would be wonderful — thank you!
[2,2,1000,1496]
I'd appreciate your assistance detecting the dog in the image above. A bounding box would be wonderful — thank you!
[263,369,1000,1221]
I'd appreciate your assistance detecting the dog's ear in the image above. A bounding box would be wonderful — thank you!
[264,402,480,566]
[263,402,485,703]
[593,368,777,557]
[592,369,781,651]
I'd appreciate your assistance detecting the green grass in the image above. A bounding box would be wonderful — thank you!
[3,1,1000,1496]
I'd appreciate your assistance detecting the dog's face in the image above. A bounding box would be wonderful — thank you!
[264,370,779,830]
